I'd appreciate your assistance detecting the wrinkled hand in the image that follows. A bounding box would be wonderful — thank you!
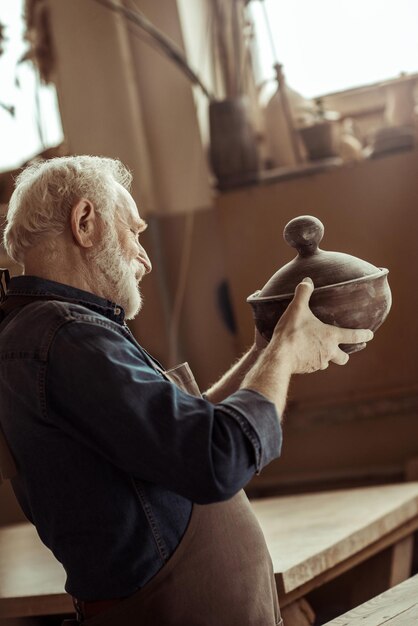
[270,277,374,374]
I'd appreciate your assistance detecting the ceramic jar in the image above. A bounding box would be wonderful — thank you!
[247,215,392,353]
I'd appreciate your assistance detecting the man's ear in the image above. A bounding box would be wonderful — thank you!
[70,199,97,248]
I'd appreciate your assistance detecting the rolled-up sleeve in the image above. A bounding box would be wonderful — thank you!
[216,389,282,474]
[46,317,283,504]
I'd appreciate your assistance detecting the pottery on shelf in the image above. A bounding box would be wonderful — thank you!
[247,215,392,353]
[209,97,260,190]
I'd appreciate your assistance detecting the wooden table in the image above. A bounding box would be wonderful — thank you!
[323,574,418,625]
[251,482,418,624]
[0,522,72,619]
[1,482,418,620]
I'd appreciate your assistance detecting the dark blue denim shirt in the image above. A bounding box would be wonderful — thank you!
[0,276,282,601]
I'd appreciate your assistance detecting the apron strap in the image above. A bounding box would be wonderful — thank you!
[164,362,202,397]
[0,268,10,301]
[0,425,17,483]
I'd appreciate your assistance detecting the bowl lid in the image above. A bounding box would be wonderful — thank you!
[258,215,379,298]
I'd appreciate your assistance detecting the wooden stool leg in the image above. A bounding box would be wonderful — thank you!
[389,535,414,587]
[281,598,315,626]
[349,534,414,608]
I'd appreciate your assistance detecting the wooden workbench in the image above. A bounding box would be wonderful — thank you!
[0,521,71,618]
[251,482,418,609]
[323,574,418,625]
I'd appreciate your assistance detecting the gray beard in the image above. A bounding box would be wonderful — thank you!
[92,228,143,319]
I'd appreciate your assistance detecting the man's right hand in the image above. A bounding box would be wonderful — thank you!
[270,277,374,375]
[242,277,374,418]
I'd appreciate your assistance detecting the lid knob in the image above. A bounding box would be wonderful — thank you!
[283,215,324,256]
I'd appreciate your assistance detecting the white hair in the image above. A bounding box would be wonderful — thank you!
[3,155,132,264]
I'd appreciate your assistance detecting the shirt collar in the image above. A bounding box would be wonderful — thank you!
[6,275,126,324]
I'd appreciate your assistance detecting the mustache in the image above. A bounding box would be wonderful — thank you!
[133,260,146,280]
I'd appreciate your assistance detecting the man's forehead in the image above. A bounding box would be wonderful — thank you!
[115,183,145,226]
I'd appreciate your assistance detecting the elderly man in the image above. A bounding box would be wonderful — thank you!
[0,156,372,626]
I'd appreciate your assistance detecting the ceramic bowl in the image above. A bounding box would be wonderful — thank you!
[247,215,392,353]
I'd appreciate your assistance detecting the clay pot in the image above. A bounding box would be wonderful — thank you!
[247,215,392,353]
[209,97,260,190]
[298,120,340,160]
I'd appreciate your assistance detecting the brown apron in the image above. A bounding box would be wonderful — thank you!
[79,363,283,626]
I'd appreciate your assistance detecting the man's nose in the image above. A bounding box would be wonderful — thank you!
[137,244,152,274]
